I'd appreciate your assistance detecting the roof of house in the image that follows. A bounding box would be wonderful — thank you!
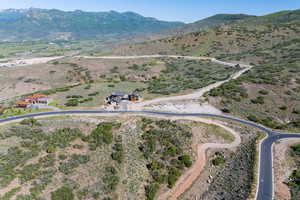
[25,94,48,100]
[112,92,126,96]
[16,101,28,105]
[131,92,140,96]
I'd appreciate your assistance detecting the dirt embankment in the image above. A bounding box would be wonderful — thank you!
[273,138,300,200]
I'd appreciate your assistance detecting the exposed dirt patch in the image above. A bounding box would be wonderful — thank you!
[273,138,300,200]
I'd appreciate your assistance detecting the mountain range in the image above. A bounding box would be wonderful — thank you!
[0,8,184,41]
[0,8,299,41]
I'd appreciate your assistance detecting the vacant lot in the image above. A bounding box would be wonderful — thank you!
[0,115,238,200]
[208,38,300,131]
[1,57,238,109]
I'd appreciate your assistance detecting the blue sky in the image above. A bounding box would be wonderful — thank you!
[1,0,300,23]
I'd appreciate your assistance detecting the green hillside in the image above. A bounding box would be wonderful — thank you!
[112,9,300,131]
[174,14,253,34]
[235,9,300,26]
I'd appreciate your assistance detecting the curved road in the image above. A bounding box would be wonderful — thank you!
[0,110,299,200]
[76,54,251,68]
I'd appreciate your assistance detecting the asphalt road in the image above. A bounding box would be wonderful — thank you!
[0,110,299,200]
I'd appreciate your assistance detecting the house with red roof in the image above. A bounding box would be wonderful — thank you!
[16,94,49,109]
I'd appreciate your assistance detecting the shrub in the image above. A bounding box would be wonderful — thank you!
[212,156,225,166]
[51,186,74,200]
[19,164,41,183]
[103,175,119,192]
[111,151,123,164]
[58,154,90,175]
[59,154,67,160]
[291,121,300,128]
[247,115,259,122]
[39,154,55,168]
[291,143,300,156]
[46,145,56,153]
[145,183,160,200]
[65,99,78,107]
[178,154,192,167]
[45,128,82,151]
[84,85,91,90]
[167,168,181,188]
[88,92,99,96]
[287,169,300,199]
[258,90,269,95]
[90,122,117,146]
[1,187,21,200]
[20,118,40,127]
[221,108,231,113]
[251,96,265,104]
[279,106,288,110]
[292,109,300,114]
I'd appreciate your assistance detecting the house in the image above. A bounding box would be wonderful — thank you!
[128,92,140,102]
[16,94,49,109]
[25,94,49,105]
[106,92,140,105]
[16,101,29,108]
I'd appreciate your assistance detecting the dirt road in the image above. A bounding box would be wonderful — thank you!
[0,56,63,68]
[134,62,251,109]
[79,55,252,110]
[156,116,241,200]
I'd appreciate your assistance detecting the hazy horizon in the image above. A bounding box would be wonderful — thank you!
[0,0,299,23]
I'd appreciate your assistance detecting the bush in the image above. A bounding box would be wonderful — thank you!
[145,183,160,200]
[247,115,259,122]
[167,168,181,188]
[46,145,56,153]
[258,90,269,95]
[51,186,74,200]
[292,109,300,114]
[291,143,300,156]
[212,156,225,166]
[103,166,119,193]
[221,108,231,113]
[178,154,192,167]
[279,106,288,110]
[58,154,90,175]
[90,122,117,146]
[19,164,41,183]
[39,154,55,168]
[251,96,265,104]
[1,187,21,200]
[20,118,40,127]
[65,99,78,107]
[111,151,123,164]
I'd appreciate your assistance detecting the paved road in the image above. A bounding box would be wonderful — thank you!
[0,110,299,200]
[257,133,300,200]
[75,55,251,68]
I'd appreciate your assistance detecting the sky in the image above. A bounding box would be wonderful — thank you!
[0,0,299,23]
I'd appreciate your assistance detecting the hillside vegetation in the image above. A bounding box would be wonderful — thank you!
[234,9,300,27]
[112,10,300,130]
[172,14,253,34]
[0,116,238,200]
[287,143,300,200]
